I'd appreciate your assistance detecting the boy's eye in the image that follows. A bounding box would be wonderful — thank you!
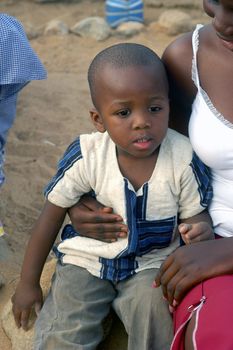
[116,109,130,117]
[149,106,162,112]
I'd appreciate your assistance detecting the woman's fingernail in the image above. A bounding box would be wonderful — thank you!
[173,299,178,307]
[151,281,157,288]
[118,231,127,237]
[169,305,174,313]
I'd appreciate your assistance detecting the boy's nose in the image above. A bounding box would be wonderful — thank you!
[132,113,151,129]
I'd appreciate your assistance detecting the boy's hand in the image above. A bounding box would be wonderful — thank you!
[68,195,128,243]
[11,281,43,331]
[179,221,214,244]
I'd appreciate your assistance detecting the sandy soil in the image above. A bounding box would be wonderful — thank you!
[0,1,208,348]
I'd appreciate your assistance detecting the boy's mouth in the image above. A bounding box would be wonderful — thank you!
[132,136,154,151]
[135,137,151,143]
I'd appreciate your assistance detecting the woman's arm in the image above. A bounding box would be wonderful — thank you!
[162,31,196,136]
[68,195,128,242]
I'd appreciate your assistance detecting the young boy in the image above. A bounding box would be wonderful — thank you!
[12,43,213,350]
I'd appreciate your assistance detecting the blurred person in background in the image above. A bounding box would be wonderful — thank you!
[0,14,47,235]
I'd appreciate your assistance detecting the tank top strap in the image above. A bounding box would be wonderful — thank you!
[191,24,203,90]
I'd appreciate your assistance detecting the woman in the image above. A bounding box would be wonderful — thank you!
[155,1,233,348]
[69,0,233,348]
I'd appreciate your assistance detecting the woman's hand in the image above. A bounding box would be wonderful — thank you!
[154,237,233,306]
[68,195,128,243]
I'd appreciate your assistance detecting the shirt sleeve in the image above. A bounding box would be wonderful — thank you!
[0,13,47,96]
[178,152,213,219]
[44,137,92,208]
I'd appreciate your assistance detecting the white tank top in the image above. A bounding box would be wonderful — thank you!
[189,24,233,237]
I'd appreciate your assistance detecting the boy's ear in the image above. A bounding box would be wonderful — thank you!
[90,108,106,133]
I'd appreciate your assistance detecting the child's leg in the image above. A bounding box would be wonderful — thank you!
[113,268,173,350]
[34,262,116,350]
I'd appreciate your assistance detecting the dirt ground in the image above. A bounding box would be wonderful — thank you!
[0,1,208,348]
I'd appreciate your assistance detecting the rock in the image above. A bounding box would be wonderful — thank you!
[115,21,145,38]
[1,259,56,350]
[145,0,201,9]
[157,9,193,35]
[44,19,69,36]
[70,17,111,41]
[23,23,40,40]
[145,0,163,7]
[35,0,82,3]
[0,0,15,4]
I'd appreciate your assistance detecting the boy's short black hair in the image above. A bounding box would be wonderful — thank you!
[88,43,168,107]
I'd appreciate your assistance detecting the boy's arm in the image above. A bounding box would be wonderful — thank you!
[12,200,67,330]
[178,210,214,244]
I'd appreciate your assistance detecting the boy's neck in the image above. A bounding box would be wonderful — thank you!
[117,149,159,192]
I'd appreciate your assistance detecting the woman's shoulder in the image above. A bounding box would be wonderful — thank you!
[162,31,193,79]
[162,30,199,134]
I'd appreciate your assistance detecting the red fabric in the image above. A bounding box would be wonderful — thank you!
[171,275,233,350]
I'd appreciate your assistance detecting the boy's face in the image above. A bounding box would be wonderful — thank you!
[90,64,169,160]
